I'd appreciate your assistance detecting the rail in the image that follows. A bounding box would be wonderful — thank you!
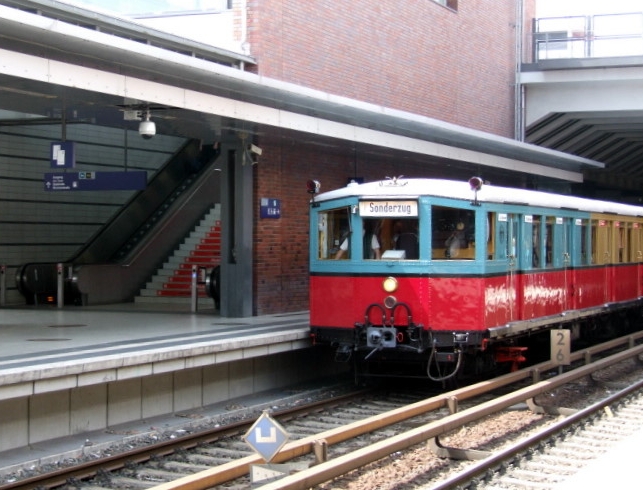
[149,331,643,490]
[531,12,643,62]
[432,378,643,489]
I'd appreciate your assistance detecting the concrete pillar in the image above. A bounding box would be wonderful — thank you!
[220,142,254,317]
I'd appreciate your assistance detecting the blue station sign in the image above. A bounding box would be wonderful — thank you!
[260,198,281,219]
[44,171,147,191]
[243,411,290,463]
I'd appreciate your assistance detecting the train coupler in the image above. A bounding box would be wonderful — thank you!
[494,346,528,372]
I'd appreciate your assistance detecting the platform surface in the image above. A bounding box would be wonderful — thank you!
[0,303,311,387]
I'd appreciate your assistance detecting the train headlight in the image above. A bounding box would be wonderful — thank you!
[384,295,397,309]
[382,276,398,293]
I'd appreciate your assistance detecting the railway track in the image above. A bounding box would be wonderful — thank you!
[2,332,643,490]
[432,377,643,489]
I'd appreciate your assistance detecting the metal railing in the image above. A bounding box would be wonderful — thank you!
[531,11,643,62]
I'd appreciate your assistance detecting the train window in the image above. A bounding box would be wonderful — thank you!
[545,217,554,267]
[379,218,419,260]
[591,220,598,264]
[486,213,495,260]
[631,222,643,262]
[626,222,635,263]
[560,217,572,268]
[431,206,475,260]
[494,213,518,262]
[362,218,382,260]
[532,215,542,267]
[616,221,628,263]
[630,223,636,262]
[317,208,350,260]
[579,219,589,265]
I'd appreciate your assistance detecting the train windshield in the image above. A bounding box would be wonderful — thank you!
[316,202,421,260]
[315,201,475,261]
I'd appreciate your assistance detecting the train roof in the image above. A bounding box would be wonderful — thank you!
[313,178,643,217]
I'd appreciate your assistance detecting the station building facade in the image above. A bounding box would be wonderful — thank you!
[0,0,568,317]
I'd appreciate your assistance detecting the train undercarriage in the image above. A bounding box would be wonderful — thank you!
[312,299,643,385]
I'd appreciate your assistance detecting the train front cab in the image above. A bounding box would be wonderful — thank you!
[309,191,492,381]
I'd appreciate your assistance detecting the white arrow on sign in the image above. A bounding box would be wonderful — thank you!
[256,427,277,443]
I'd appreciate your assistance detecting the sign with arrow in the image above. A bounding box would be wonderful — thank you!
[44,171,147,191]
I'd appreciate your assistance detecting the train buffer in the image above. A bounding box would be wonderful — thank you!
[494,346,528,372]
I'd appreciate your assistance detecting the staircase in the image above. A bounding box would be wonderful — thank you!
[135,204,221,305]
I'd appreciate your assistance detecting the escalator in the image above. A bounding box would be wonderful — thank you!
[16,139,222,305]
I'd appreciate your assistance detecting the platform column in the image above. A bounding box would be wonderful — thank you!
[220,142,253,317]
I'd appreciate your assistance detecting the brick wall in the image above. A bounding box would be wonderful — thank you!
[248,0,519,137]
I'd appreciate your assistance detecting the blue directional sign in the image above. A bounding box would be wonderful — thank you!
[44,171,147,191]
[260,198,281,219]
[50,141,76,169]
[243,411,290,463]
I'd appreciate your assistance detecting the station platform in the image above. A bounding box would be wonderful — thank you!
[0,303,330,457]
[0,302,311,392]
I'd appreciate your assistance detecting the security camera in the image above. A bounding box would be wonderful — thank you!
[138,112,155,139]
[139,120,156,139]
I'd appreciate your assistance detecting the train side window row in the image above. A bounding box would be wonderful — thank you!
[315,206,643,264]
[487,212,643,268]
[591,218,643,265]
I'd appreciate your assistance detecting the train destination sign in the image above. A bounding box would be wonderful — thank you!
[359,200,418,217]
[44,171,147,191]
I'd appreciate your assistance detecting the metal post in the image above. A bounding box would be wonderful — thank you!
[191,265,198,313]
[0,264,5,307]
[57,262,64,308]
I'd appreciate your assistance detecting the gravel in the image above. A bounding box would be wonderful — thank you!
[319,359,643,489]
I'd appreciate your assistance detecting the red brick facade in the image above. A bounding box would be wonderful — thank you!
[248,0,520,135]
[246,1,532,314]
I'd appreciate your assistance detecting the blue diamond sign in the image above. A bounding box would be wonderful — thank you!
[244,411,290,463]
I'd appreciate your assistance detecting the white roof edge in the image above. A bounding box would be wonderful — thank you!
[315,178,643,217]
[0,4,602,178]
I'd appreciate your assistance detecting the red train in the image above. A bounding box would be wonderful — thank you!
[308,177,643,381]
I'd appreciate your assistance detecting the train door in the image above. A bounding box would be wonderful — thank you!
[632,222,643,296]
[592,218,612,303]
[496,212,519,321]
[561,217,573,310]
